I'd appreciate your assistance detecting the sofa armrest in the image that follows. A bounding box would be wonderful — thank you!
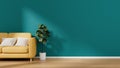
[28,37,36,58]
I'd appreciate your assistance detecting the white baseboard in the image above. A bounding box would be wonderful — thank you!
[35,56,120,59]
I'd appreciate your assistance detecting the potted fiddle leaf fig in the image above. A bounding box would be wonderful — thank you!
[36,24,50,61]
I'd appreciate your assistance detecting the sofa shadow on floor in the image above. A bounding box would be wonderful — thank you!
[0,59,40,68]
[0,58,71,68]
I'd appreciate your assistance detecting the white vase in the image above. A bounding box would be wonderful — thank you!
[40,52,46,61]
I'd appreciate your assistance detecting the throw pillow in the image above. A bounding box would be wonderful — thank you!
[15,38,28,46]
[1,38,17,46]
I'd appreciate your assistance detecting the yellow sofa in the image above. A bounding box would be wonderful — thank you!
[0,33,36,61]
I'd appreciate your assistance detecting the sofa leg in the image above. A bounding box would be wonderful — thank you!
[30,58,32,62]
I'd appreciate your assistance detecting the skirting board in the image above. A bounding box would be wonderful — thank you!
[35,56,120,59]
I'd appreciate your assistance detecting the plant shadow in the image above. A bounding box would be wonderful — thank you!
[46,31,66,56]
[36,31,66,56]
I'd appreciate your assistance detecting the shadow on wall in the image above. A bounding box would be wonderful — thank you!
[46,31,65,56]
[23,8,66,56]
[36,31,65,56]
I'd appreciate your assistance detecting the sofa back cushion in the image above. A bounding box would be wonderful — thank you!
[0,33,8,43]
[8,33,31,38]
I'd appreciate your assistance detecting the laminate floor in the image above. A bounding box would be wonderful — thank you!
[0,58,119,68]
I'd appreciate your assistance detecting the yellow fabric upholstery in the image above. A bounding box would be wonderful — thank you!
[2,46,28,54]
[0,54,29,58]
[0,47,2,53]
[0,33,36,59]
[8,33,31,38]
[28,38,36,58]
[0,33,8,38]
[0,33,8,43]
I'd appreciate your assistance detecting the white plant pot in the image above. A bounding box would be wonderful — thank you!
[40,52,46,61]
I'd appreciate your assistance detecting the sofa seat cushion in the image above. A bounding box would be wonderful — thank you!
[0,46,2,53]
[2,46,28,54]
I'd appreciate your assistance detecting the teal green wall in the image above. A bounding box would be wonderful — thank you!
[0,0,120,56]
[0,0,22,32]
